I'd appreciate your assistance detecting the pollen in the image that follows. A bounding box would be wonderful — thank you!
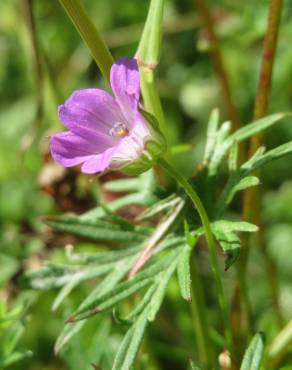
[109,122,129,138]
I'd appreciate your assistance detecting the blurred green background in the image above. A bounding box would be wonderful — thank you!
[1,0,292,369]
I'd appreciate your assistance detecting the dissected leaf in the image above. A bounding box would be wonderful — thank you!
[228,141,239,173]
[195,220,258,269]
[240,333,265,370]
[70,254,177,321]
[177,246,192,301]
[148,259,178,321]
[104,178,141,193]
[269,319,292,367]
[216,176,260,216]
[45,216,149,243]
[207,113,289,176]
[137,194,183,221]
[55,258,135,353]
[215,229,241,270]
[112,311,148,370]
[209,121,231,174]
[248,141,292,172]
[228,113,289,145]
[212,220,258,234]
[52,276,81,311]
[125,285,157,321]
[203,108,220,165]
[81,192,157,221]
[23,263,115,290]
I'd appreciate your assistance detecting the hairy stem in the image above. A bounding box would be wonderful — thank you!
[158,158,233,357]
[58,0,114,83]
[195,0,241,131]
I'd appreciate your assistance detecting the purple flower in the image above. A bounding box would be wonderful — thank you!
[50,57,165,175]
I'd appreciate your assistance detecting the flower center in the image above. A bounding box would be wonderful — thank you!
[109,122,129,138]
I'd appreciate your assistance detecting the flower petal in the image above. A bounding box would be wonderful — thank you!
[81,148,115,174]
[110,58,140,123]
[106,112,152,169]
[59,89,124,136]
[50,131,106,168]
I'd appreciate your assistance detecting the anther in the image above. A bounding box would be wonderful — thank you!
[109,122,129,138]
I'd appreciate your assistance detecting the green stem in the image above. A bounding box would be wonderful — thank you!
[58,0,114,83]
[158,158,233,355]
[190,244,215,367]
[139,67,168,144]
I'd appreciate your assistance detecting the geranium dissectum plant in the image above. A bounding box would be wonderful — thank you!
[50,57,165,175]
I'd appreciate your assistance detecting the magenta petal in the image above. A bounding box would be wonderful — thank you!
[50,131,96,167]
[81,148,115,174]
[110,58,140,122]
[59,89,124,135]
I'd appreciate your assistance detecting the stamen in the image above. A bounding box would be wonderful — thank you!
[109,122,129,138]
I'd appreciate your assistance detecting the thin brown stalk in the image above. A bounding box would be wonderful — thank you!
[239,0,284,333]
[195,0,241,131]
[241,0,283,274]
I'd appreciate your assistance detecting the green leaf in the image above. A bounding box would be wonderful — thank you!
[228,113,289,145]
[80,244,144,265]
[248,141,292,172]
[216,176,260,217]
[217,141,292,217]
[203,108,220,165]
[70,254,176,321]
[196,220,258,269]
[0,350,32,368]
[135,0,165,66]
[240,333,265,370]
[23,263,115,290]
[216,229,241,270]
[228,141,239,173]
[81,192,157,221]
[213,221,258,270]
[212,220,259,233]
[137,194,182,221]
[104,170,156,194]
[269,319,292,367]
[209,121,231,174]
[148,259,178,321]
[232,176,260,193]
[52,277,81,311]
[177,246,192,301]
[104,178,141,193]
[45,216,148,243]
[207,112,290,175]
[112,312,148,370]
[189,361,202,370]
[70,276,154,322]
[125,285,157,321]
[55,258,134,353]
[169,144,192,155]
